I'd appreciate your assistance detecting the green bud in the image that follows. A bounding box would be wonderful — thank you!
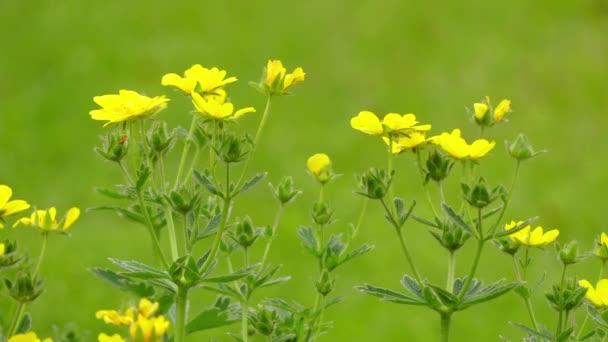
[167,186,201,215]
[201,196,221,218]
[0,240,23,269]
[252,307,278,336]
[312,201,334,226]
[546,278,587,312]
[94,131,129,163]
[235,216,259,249]
[461,177,502,209]
[506,134,544,161]
[147,121,174,156]
[425,152,453,183]
[430,221,470,252]
[356,168,393,199]
[169,255,199,287]
[558,240,581,265]
[271,177,301,205]
[315,269,334,296]
[494,238,520,256]
[216,133,250,164]
[5,270,44,303]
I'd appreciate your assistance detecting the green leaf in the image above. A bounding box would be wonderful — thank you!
[201,284,244,301]
[234,173,268,196]
[108,258,171,280]
[492,216,539,239]
[186,305,239,334]
[94,186,133,200]
[411,214,440,228]
[136,165,152,190]
[459,279,518,309]
[297,226,318,256]
[336,243,374,269]
[394,198,415,226]
[196,214,222,241]
[427,284,459,308]
[441,203,475,237]
[16,312,31,334]
[587,305,608,328]
[258,276,291,288]
[356,284,426,305]
[89,268,155,297]
[510,321,554,339]
[193,169,222,197]
[400,275,424,299]
[201,271,249,283]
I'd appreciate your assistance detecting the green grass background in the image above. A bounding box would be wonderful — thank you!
[1,0,608,340]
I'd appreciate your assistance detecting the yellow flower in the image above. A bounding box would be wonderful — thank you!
[505,220,559,247]
[351,111,431,136]
[8,332,52,342]
[162,64,237,95]
[153,316,170,338]
[493,99,511,122]
[596,232,608,258]
[473,102,489,121]
[429,129,495,160]
[263,60,305,94]
[350,111,383,135]
[138,298,159,318]
[579,279,608,307]
[0,242,5,255]
[0,185,30,228]
[98,334,125,342]
[90,90,169,127]
[307,153,333,184]
[13,207,80,232]
[382,132,428,154]
[191,93,255,120]
[96,309,134,325]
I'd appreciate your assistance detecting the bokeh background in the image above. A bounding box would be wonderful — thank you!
[1,0,608,340]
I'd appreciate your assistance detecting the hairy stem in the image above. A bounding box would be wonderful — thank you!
[137,189,169,269]
[513,256,539,330]
[259,205,284,270]
[446,251,456,291]
[175,115,198,188]
[175,287,189,342]
[440,313,451,342]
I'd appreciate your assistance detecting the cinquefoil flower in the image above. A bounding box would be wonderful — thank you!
[382,132,428,154]
[307,153,333,184]
[260,60,305,95]
[429,129,495,160]
[192,93,255,120]
[0,243,5,255]
[351,111,431,136]
[579,279,608,307]
[8,332,52,342]
[90,90,169,127]
[13,207,80,232]
[162,64,237,99]
[505,220,559,247]
[493,99,511,122]
[0,185,30,228]
[98,334,125,342]
[472,96,511,126]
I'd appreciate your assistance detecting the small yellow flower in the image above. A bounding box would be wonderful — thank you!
[579,279,608,307]
[162,64,237,95]
[96,309,134,325]
[138,298,159,318]
[596,232,608,258]
[351,111,431,136]
[473,102,489,121]
[382,132,428,154]
[153,316,170,338]
[8,332,52,342]
[350,111,383,135]
[98,334,125,342]
[307,153,333,184]
[13,207,80,232]
[469,139,496,160]
[262,60,305,94]
[505,220,559,247]
[0,185,30,229]
[90,90,169,127]
[429,129,495,160]
[191,93,255,120]
[0,242,5,255]
[493,99,511,122]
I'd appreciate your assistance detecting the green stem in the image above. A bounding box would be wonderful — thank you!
[488,160,521,237]
[457,239,484,300]
[556,264,568,336]
[183,147,201,185]
[163,201,179,261]
[340,198,368,257]
[415,148,440,218]
[446,251,455,291]
[440,313,451,342]
[137,189,169,269]
[396,228,422,283]
[33,233,48,276]
[175,115,198,188]
[241,299,249,342]
[513,256,539,330]
[8,303,26,336]
[119,160,135,185]
[183,213,192,255]
[235,95,272,189]
[175,286,189,342]
[312,296,326,342]
[259,205,284,270]
[158,155,168,191]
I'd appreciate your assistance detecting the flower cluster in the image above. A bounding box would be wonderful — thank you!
[96,298,170,342]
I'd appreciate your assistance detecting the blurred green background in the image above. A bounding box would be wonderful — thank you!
[1,0,608,340]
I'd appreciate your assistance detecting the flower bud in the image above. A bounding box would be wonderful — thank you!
[169,255,200,287]
[95,131,129,163]
[235,216,259,249]
[494,237,520,256]
[425,152,453,184]
[356,168,392,199]
[147,121,174,156]
[217,133,250,164]
[168,186,201,215]
[430,221,470,252]
[315,269,335,297]
[558,240,581,265]
[546,278,587,312]
[596,233,608,260]
[252,60,305,96]
[461,177,501,209]
[270,177,301,205]
[252,307,277,336]
[312,201,334,226]
[0,240,23,268]
[472,97,492,126]
[5,270,44,303]
[307,153,334,184]
[506,133,544,161]
[493,99,511,122]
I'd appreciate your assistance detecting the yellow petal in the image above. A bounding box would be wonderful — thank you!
[601,232,608,247]
[469,140,496,160]
[473,103,488,120]
[98,333,126,342]
[0,243,5,255]
[233,107,256,119]
[63,207,80,230]
[350,111,383,135]
[1,200,30,217]
[597,279,608,306]
[139,298,159,317]
[0,185,12,207]
[154,316,170,338]
[307,153,331,176]
[12,217,32,228]
[494,99,511,121]
[541,229,559,245]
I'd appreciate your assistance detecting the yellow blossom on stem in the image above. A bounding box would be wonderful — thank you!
[13,207,80,232]
[382,132,428,154]
[473,102,489,121]
[596,232,608,258]
[579,279,608,307]
[350,111,383,135]
[8,332,52,342]
[351,111,431,136]
[153,316,170,338]
[505,220,559,247]
[89,90,169,127]
[494,99,511,122]
[261,60,305,94]
[98,334,126,342]
[138,298,159,318]
[0,242,5,255]
[307,153,333,184]
[429,129,495,160]
[191,93,255,120]
[162,64,237,97]
[96,310,134,325]
[0,185,30,229]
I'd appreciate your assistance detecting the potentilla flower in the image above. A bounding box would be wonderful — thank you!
[162,64,237,97]
[137,298,159,318]
[382,132,428,154]
[493,99,511,122]
[596,232,608,258]
[0,185,30,229]
[0,242,5,255]
[350,111,431,136]
[13,207,80,232]
[96,309,134,325]
[428,129,495,160]
[98,334,125,342]
[8,332,52,342]
[261,60,305,95]
[130,315,170,342]
[307,153,333,184]
[191,93,255,120]
[578,279,608,307]
[90,90,169,127]
[473,102,489,121]
[505,220,559,247]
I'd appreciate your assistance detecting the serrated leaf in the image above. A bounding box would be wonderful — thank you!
[234,173,267,196]
[460,279,518,309]
[186,306,239,334]
[510,322,554,339]
[335,244,374,269]
[89,268,155,297]
[95,187,132,200]
[108,258,171,280]
[441,203,475,237]
[297,226,318,256]
[193,169,222,196]
[356,284,426,305]
[201,284,244,300]
[16,312,31,334]
[587,305,608,328]
[411,214,441,228]
[258,276,291,288]
[196,214,222,241]
[201,271,249,283]
[401,275,424,299]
